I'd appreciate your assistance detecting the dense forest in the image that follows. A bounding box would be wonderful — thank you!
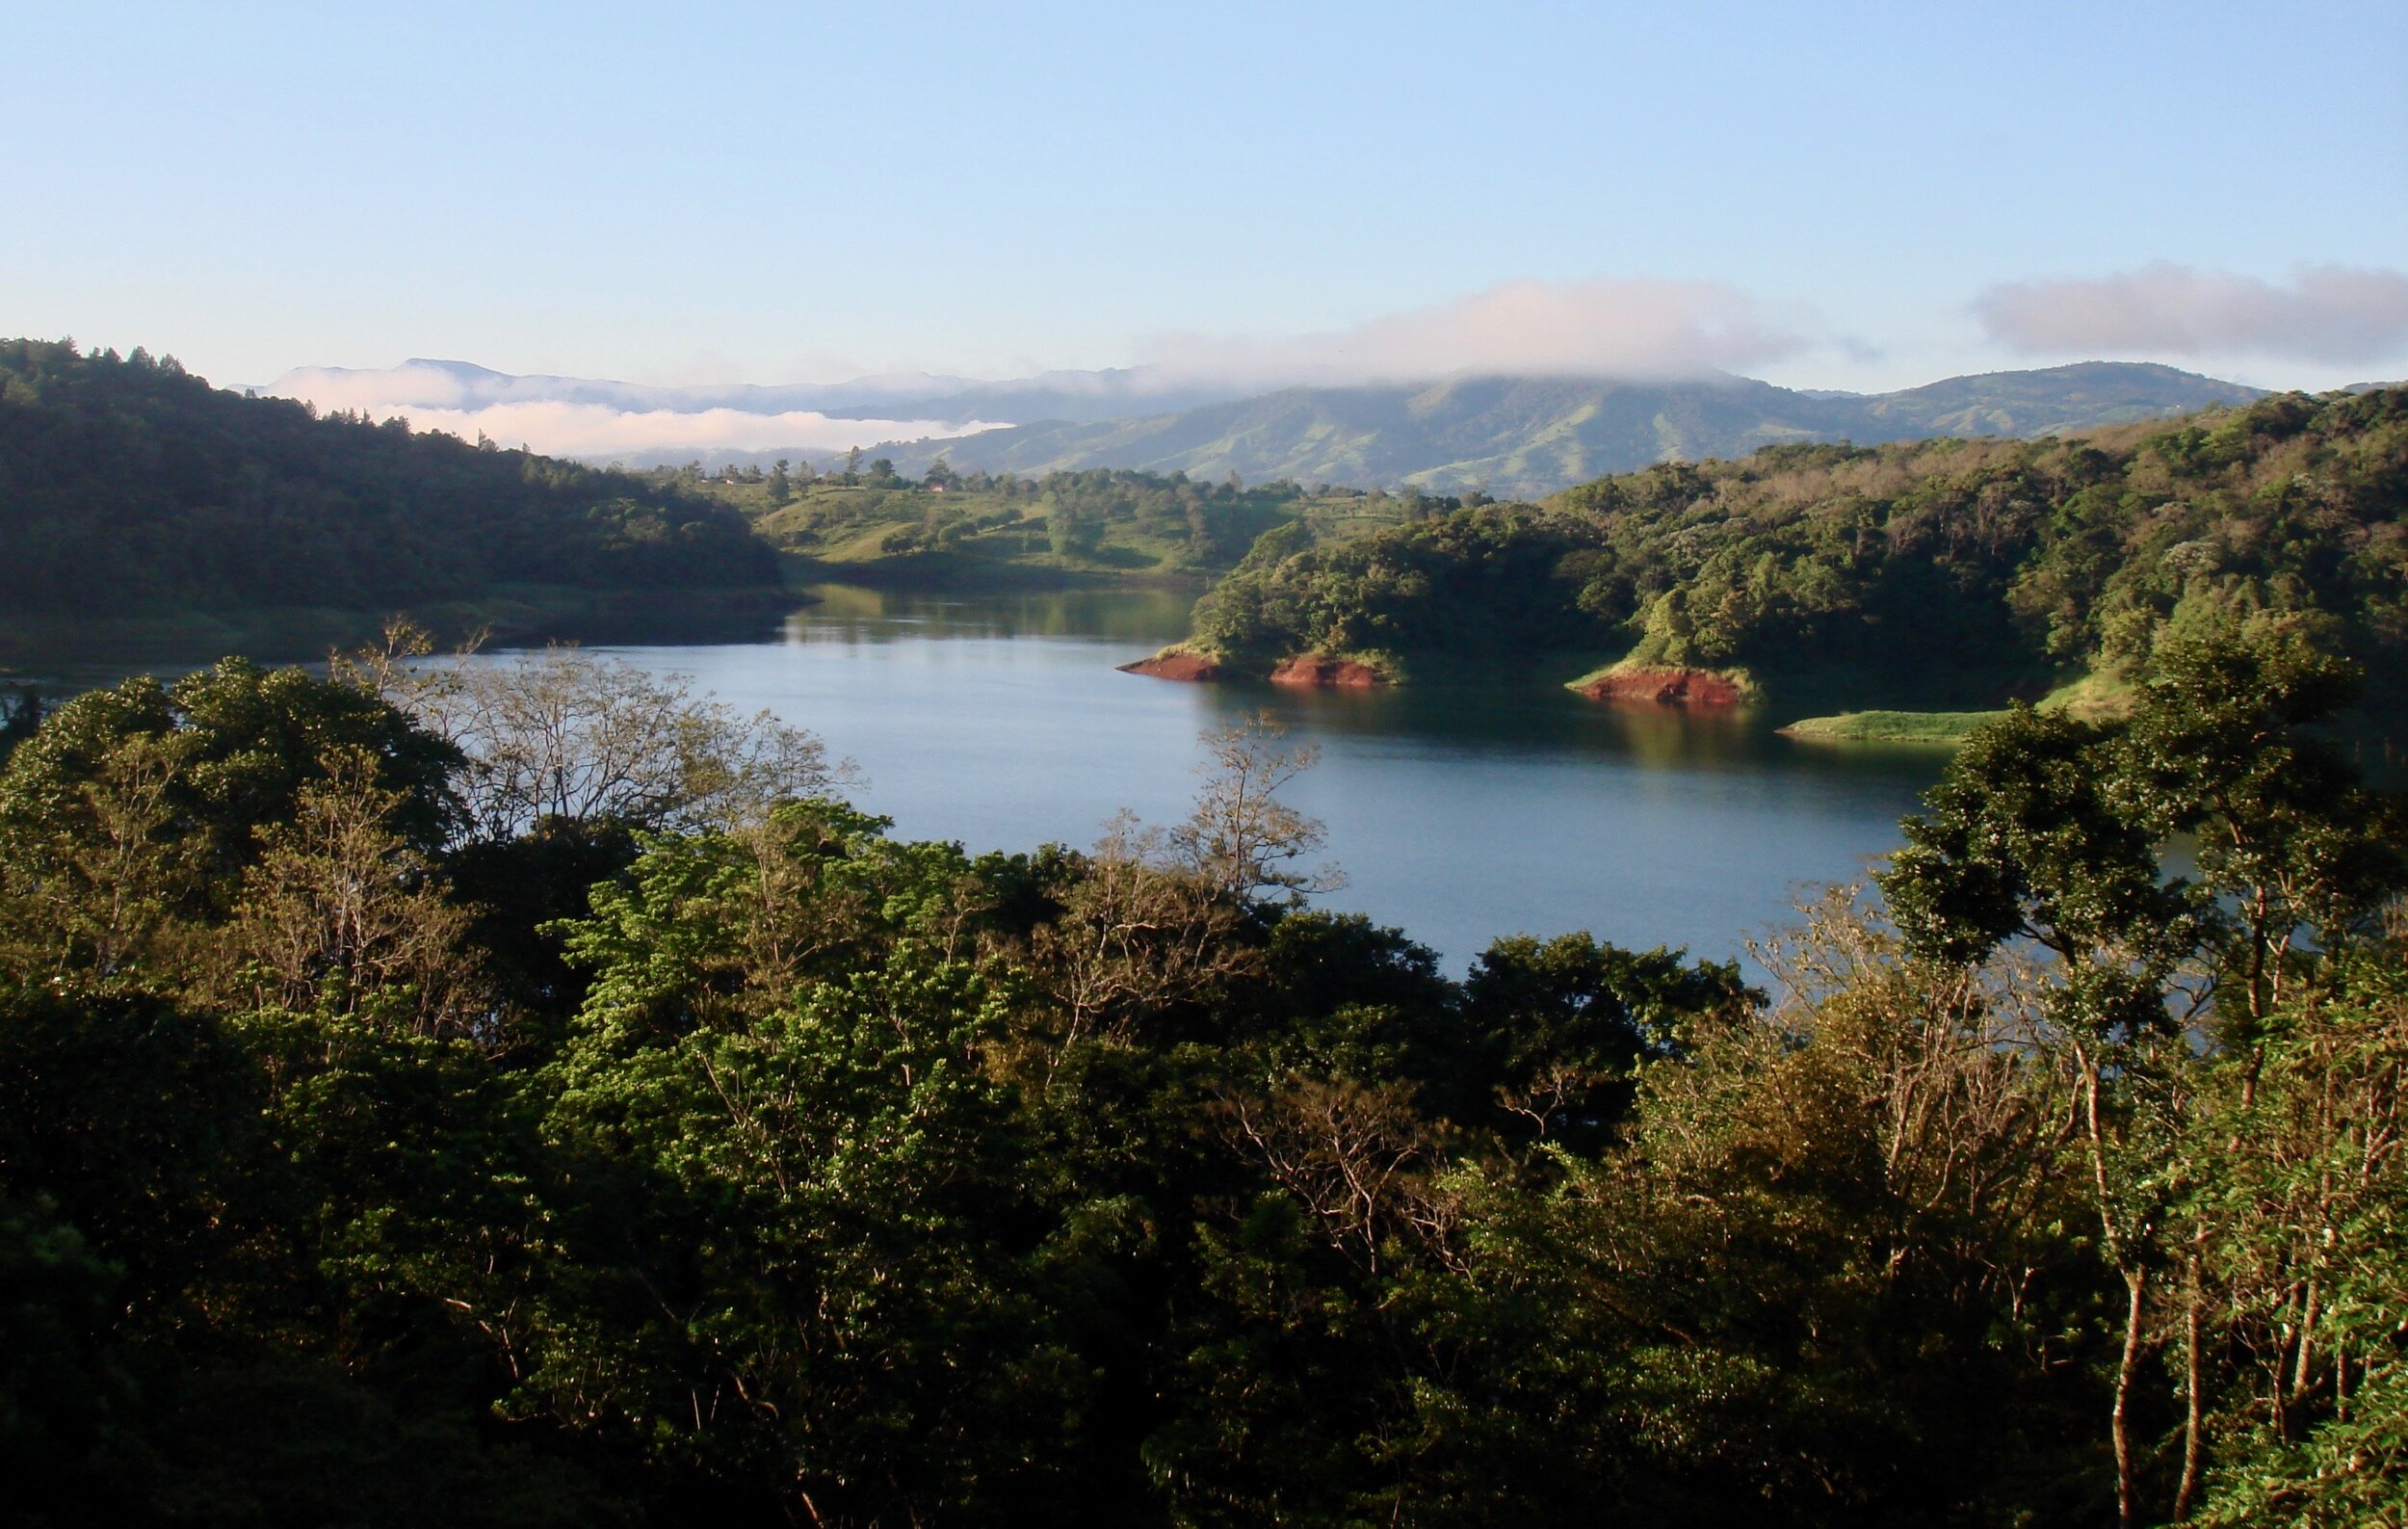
[0,341,777,616]
[1179,387,2408,709]
[1,617,2401,1526]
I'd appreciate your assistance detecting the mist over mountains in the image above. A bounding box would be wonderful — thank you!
[260,358,2266,497]
[259,358,1263,426]
[851,363,2264,497]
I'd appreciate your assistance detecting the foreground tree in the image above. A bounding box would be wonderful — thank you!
[2182,961,2408,1527]
[1880,618,2407,1527]
[387,639,840,839]
[0,659,462,982]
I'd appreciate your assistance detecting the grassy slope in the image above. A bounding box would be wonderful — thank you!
[700,478,1417,587]
[1777,710,2008,745]
[1777,670,2140,746]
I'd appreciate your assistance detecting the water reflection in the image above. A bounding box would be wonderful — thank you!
[782,584,1198,646]
[538,584,1952,973]
[1200,676,1945,783]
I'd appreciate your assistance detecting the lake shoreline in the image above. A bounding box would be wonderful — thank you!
[0,584,808,685]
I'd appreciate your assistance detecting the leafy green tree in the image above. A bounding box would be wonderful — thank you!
[522,803,1086,1523]
[2112,619,2401,1051]
[1451,932,1747,1147]
[1881,703,2191,1038]
[8,593,2408,1524]
[0,660,461,980]
[2179,961,2408,1527]
[1879,620,2407,1527]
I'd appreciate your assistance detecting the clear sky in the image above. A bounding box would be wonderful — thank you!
[6,0,2403,393]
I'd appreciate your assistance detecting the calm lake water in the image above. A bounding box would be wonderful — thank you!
[516,585,1950,974]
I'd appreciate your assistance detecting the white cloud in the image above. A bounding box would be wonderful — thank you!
[1975,263,2408,366]
[1136,276,1807,385]
[272,362,484,411]
[368,402,1002,457]
[261,372,998,459]
[251,277,1821,452]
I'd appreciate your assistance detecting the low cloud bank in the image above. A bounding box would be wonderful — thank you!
[255,277,1817,461]
[1138,277,1807,385]
[264,382,995,461]
[1975,263,2408,366]
[271,361,501,414]
[262,261,2400,459]
[385,402,1001,460]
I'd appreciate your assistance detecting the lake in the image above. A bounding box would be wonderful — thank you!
[515,584,1950,974]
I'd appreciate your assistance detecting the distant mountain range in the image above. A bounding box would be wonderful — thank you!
[257,358,2272,498]
[851,363,2266,497]
[255,358,1248,427]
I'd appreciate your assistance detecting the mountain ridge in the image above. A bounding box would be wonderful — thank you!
[252,356,2271,497]
[851,362,2265,497]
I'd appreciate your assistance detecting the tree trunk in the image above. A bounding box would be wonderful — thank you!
[2175,1246,2205,1522]
[2289,1276,2320,1423]
[2114,1265,2147,1529]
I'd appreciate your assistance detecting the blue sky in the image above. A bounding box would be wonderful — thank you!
[5,0,2403,393]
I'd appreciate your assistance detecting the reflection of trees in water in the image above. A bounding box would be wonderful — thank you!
[780,583,1198,646]
[1193,679,1942,784]
[767,583,1979,793]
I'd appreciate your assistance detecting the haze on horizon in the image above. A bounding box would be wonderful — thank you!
[7,1,2404,434]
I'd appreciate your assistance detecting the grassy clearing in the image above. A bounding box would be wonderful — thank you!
[2035,666,2138,721]
[1777,671,2134,745]
[702,478,1416,588]
[1777,709,2009,745]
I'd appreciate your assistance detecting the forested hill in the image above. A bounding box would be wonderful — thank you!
[1177,386,2408,709]
[855,362,2264,498]
[0,340,777,617]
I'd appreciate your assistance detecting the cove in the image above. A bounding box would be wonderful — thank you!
[470,584,1952,973]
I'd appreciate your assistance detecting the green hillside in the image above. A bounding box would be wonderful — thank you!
[681,460,1430,586]
[1854,361,2267,437]
[0,340,779,646]
[1169,387,2408,718]
[854,362,2264,498]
